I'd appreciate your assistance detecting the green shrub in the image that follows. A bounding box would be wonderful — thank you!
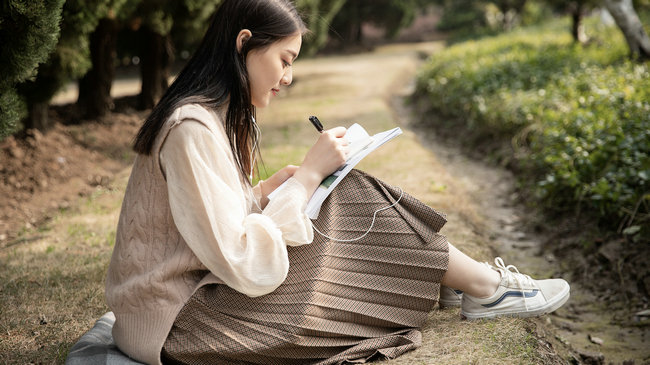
[0,0,65,138]
[415,17,650,235]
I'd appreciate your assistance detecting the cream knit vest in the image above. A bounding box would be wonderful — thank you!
[105,105,227,365]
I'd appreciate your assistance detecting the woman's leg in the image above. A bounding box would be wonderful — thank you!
[441,242,500,298]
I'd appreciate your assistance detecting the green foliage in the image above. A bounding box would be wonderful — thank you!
[170,0,221,55]
[635,0,650,10]
[115,0,219,63]
[132,0,219,38]
[18,0,127,113]
[519,0,554,26]
[297,0,436,53]
[296,0,348,56]
[545,0,601,14]
[136,0,173,35]
[438,0,536,33]
[415,17,650,233]
[437,0,557,40]
[436,0,488,31]
[329,0,424,42]
[0,90,27,139]
[0,0,65,138]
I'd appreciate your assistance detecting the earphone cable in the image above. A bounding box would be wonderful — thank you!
[311,188,404,242]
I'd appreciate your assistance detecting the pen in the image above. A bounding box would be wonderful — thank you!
[309,116,323,133]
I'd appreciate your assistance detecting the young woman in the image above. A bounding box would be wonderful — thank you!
[105,1,570,364]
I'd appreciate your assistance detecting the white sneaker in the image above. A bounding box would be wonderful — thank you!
[461,257,570,319]
[439,286,463,308]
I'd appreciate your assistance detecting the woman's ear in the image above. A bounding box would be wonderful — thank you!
[236,29,252,53]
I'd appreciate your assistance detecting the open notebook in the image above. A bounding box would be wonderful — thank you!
[268,123,402,219]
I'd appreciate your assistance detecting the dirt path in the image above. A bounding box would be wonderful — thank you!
[7,40,645,363]
[256,41,570,363]
[262,40,648,363]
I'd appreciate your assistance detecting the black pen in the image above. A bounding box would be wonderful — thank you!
[309,115,323,133]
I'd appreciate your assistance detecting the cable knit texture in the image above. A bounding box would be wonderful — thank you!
[105,104,313,365]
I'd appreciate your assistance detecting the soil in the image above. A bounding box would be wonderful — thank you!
[0,99,146,249]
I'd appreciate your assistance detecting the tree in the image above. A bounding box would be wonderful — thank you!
[297,0,348,56]
[76,0,135,119]
[546,0,600,43]
[77,14,120,119]
[133,3,173,110]
[0,0,65,139]
[130,0,218,110]
[603,0,650,60]
[436,0,488,32]
[568,1,595,43]
[18,0,120,131]
[170,0,221,54]
[328,0,436,47]
[490,0,528,30]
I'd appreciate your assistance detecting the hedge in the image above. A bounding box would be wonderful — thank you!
[414,17,649,238]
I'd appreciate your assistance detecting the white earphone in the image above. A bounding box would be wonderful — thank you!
[311,188,404,242]
[248,116,404,242]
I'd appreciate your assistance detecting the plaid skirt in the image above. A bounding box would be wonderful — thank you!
[162,170,449,365]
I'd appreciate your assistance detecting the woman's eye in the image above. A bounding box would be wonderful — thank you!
[283,60,292,68]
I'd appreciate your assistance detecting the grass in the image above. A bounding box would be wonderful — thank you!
[414,15,650,236]
[0,175,125,364]
[1,40,562,364]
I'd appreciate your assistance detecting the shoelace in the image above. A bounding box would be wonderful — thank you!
[487,257,535,312]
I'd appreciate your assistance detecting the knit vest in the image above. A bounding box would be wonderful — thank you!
[105,105,232,365]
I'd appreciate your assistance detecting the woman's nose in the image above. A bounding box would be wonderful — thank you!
[281,69,292,86]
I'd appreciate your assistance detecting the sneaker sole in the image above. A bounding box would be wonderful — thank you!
[439,299,462,308]
[460,285,570,320]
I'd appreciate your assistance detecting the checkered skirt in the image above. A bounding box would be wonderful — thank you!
[162,170,449,364]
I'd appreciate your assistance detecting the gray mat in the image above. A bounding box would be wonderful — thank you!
[65,312,144,365]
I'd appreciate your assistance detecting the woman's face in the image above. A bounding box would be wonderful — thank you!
[246,33,302,108]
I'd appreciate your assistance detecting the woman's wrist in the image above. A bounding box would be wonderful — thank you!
[258,180,270,209]
[292,166,323,195]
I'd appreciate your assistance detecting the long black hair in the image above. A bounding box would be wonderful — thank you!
[133,0,306,183]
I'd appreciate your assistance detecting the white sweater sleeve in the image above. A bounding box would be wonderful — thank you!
[160,120,313,297]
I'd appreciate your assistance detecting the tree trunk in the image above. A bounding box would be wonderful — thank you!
[138,28,173,110]
[304,0,348,56]
[571,3,588,44]
[25,101,50,132]
[603,0,650,61]
[345,2,362,44]
[495,0,526,30]
[77,17,118,119]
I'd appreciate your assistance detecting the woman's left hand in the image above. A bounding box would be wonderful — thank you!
[259,165,299,208]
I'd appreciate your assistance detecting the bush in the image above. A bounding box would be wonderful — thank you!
[0,0,65,138]
[415,17,650,237]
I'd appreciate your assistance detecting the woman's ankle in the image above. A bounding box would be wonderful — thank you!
[467,269,501,299]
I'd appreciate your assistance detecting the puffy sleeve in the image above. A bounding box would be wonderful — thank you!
[160,120,313,297]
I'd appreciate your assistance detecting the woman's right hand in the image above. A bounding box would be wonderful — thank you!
[293,127,348,195]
